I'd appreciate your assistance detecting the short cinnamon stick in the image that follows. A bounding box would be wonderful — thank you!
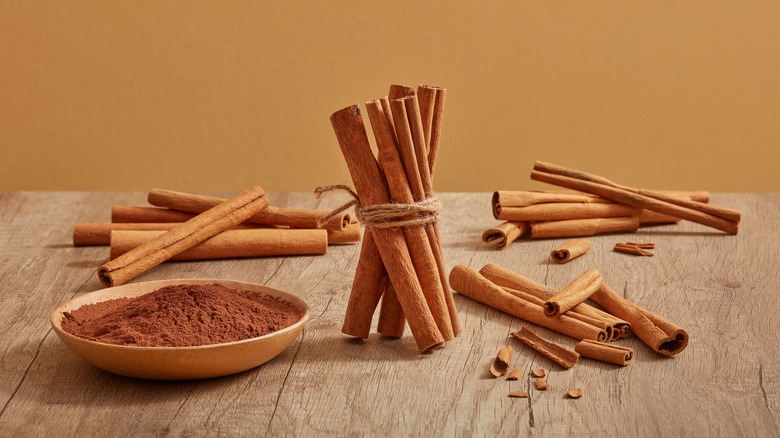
[550,239,591,264]
[97,186,268,287]
[575,339,633,366]
[511,326,579,369]
[109,228,327,260]
[482,222,529,249]
[543,268,603,317]
[490,345,513,377]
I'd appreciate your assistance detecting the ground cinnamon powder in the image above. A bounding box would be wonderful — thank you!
[61,283,302,347]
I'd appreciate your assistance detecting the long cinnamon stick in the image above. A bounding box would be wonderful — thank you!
[109,228,327,260]
[376,276,405,337]
[97,186,268,287]
[148,188,351,232]
[449,265,608,341]
[482,221,529,249]
[530,217,639,239]
[112,206,195,223]
[331,104,443,351]
[511,326,579,369]
[531,161,740,234]
[341,229,387,339]
[589,282,689,356]
[496,203,640,222]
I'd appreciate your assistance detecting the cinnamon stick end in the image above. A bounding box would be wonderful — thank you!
[551,249,571,264]
[542,302,559,316]
[97,268,113,287]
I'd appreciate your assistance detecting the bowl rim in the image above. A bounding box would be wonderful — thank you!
[50,278,311,351]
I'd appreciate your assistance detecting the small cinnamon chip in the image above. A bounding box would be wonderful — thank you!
[490,345,513,377]
[614,243,654,257]
[566,389,583,399]
[511,327,579,369]
[530,368,546,378]
[506,368,523,380]
[534,378,549,390]
[508,391,529,398]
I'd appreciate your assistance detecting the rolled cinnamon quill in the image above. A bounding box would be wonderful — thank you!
[543,268,603,317]
[109,228,327,260]
[97,186,268,287]
[550,239,591,264]
[148,188,351,232]
[449,265,608,342]
[482,222,529,249]
[530,217,639,239]
[479,263,631,340]
[511,327,579,369]
[575,339,633,366]
[112,206,195,223]
[496,203,640,222]
[589,282,689,356]
[531,161,740,234]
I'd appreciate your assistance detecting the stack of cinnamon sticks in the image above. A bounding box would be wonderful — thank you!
[74,187,362,286]
[484,161,742,248]
[449,263,689,361]
[329,84,460,352]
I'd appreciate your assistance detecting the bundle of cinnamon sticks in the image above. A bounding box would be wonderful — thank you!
[73,187,362,286]
[329,84,460,352]
[449,263,688,361]
[483,161,742,248]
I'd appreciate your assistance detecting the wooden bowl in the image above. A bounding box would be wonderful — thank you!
[50,279,310,380]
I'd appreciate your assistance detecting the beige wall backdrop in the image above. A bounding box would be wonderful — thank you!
[1,2,778,193]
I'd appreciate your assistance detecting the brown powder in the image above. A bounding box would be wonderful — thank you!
[61,283,302,347]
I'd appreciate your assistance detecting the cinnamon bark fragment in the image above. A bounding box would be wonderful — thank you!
[566,389,583,399]
[534,378,549,391]
[508,392,529,398]
[614,243,654,257]
[530,368,546,378]
[490,346,513,377]
[550,239,591,264]
[511,327,580,369]
[506,369,523,380]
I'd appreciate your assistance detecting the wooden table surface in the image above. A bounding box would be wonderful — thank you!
[1,191,778,436]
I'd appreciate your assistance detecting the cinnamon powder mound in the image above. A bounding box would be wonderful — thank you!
[61,283,302,347]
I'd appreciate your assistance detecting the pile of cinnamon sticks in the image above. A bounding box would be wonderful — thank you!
[330,84,460,352]
[73,187,362,286]
[449,263,689,362]
[484,161,742,248]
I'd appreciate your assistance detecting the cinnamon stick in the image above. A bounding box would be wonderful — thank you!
[376,277,405,337]
[97,186,268,287]
[531,161,740,234]
[614,243,654,256]
[479,263,631,340]
[550,239,591,264]
[589,282,689,356]
[341,229,387,339]
[575,339,634,366]
[109,228,327,260]
[111,206,195,223]
[482,221,529,249]
[449,265,608,341]
[530,217,639,239]
[148,188,351,231]
[543,268,603,317]
[511,326,579,369]
[496,203,641,222]
[331,104,444,351]
[326,221,362,244]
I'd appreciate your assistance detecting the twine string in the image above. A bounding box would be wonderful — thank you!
[314,185,441,229]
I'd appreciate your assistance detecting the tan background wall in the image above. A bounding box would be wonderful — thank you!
[1,1,778,193]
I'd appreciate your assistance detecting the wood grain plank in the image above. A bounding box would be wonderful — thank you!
[0,192,778,436]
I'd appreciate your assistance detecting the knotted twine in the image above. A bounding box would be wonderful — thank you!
[314,185,442,229]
